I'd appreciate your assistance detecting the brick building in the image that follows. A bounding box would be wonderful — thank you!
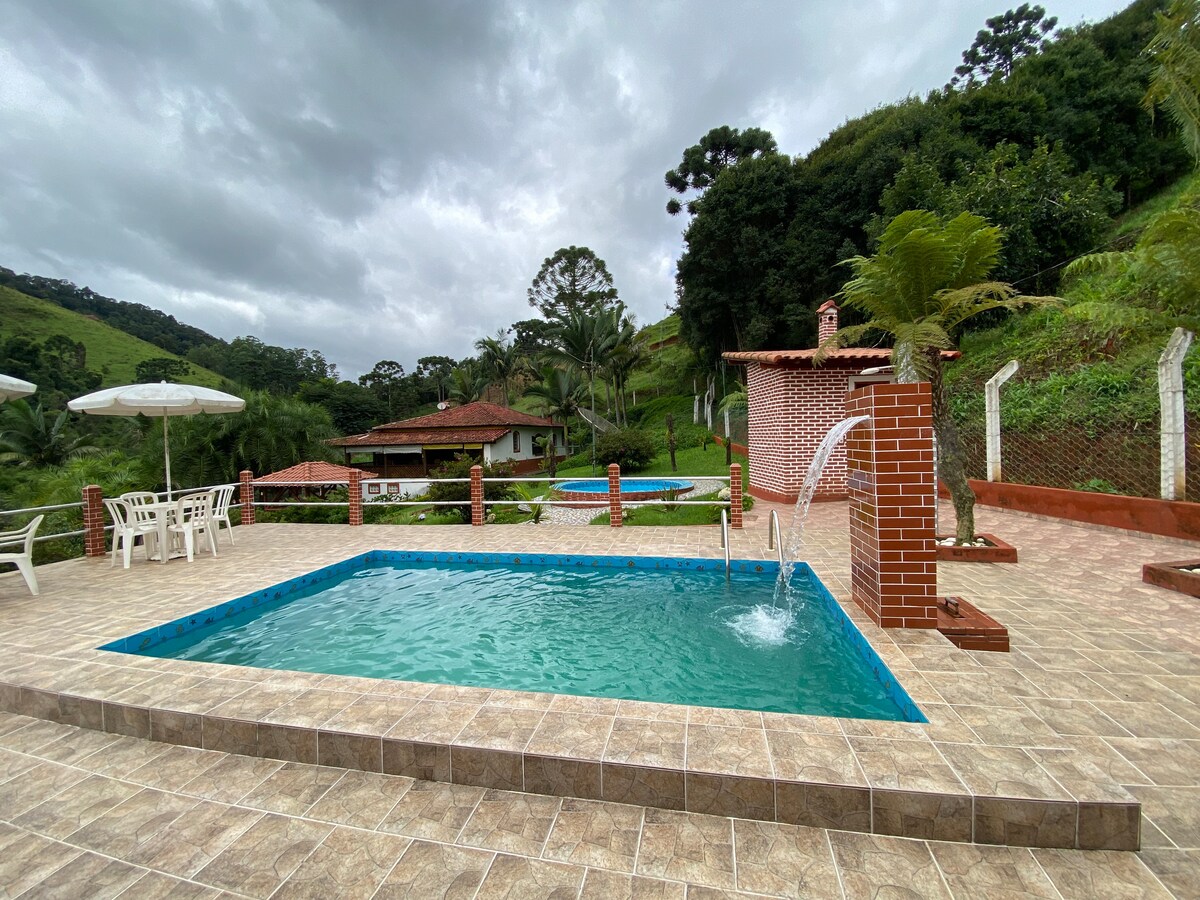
[723,301,957,504]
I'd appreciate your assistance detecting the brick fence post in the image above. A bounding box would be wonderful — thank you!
[729,463,743,529]
[239,470,256,526]
[470,465,484,526]
[608,464,622,527]
[846,383,937,628]
[82,484,106,558]
[348,469,363,526]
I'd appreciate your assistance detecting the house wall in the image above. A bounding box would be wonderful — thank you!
[746,363,868,503]
[482,427,562,466]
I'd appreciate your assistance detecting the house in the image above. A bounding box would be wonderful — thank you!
[330,401,566,479]
[723,300,957,503]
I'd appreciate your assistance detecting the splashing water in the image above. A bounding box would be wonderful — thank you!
[725,415,871,644]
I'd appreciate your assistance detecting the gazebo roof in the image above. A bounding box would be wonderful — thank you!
[256,461,377,483]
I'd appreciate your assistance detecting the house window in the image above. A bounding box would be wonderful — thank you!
[367,483,380,495]
[512,431,521,453]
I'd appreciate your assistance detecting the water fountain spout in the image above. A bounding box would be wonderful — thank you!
[781,414,872,581]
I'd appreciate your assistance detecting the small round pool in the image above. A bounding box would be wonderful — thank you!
[553,478,694,505]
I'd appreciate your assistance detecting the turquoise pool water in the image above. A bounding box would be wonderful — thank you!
[104,552,923,721]
[553,478,693,494]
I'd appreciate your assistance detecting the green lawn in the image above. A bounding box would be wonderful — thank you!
[589,489,729,526]
[555,444,748,480]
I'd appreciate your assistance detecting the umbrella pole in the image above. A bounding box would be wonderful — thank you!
[163,413,172,501]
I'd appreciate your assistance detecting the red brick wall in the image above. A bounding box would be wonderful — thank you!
[746,363,859,503]
[82,485,105,558]
[846,383,937,629]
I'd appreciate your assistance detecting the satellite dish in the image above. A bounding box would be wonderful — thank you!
[437,402,449,410]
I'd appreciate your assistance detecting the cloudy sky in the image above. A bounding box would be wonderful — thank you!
[1,0,1129,379]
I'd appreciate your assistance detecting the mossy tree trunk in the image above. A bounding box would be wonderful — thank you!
[929,358,975,543]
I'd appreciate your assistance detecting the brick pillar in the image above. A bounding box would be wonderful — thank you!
[239,470,256,526]
[348,469,363,526]
[470,465,484,526]
[846,383,937,628]
[607,464,622,527]
[728,464,743,529]
[82,484,106,558]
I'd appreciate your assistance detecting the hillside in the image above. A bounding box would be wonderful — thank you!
[0,286,226,389]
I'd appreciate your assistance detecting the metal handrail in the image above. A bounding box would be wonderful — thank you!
[720,509,730,576]
[767,509,785,568]
[0,502,83,516]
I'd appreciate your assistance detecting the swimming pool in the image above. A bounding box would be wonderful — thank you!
[553,478,695,504]
[102,551,923,721]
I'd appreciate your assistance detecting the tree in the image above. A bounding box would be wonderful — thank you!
[817,210,1054,543]
[0,400,98,467]
[297,379,388,434]
[359,360,413,419]
[1144,0,1200,161]
[135,357,191,384]
[665,126,778,216]
[675,153,814,365]
[474,333,519,406]
[510,319,556,358]
[415,356,456,404]
[952,4,1058,87]
[523,364,586,426]
[448,360,490,405]
[527,246,619,320]
[167,391,338,486]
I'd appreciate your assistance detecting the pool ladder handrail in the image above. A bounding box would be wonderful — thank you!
[720,508,730,577]
[766,509,785,569]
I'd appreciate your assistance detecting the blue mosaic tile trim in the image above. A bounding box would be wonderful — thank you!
[796,563,927,724]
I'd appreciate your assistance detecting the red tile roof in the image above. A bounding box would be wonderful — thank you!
[329,427,513,448]
[329,401,561,449]
[722,348,959,366]
[376,401,555,430]
[255,462,377,483]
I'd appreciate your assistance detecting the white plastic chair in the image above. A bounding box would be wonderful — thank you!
[103,498,158,569]
[168,491,216,562]
[120,491,160,506]
[210,484,236,546]
[0,514,44,595]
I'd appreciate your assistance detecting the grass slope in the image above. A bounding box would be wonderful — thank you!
[0,286,225,388]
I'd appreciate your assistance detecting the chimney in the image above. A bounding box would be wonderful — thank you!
[817,299,839,346]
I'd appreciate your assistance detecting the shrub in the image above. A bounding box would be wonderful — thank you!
[594,428,656,471]
[426,454,514,518]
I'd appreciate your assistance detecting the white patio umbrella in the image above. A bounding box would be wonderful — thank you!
[69,382,245,498]
[0,374,37,402]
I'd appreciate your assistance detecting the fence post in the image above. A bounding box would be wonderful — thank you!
[348,469,363,526]
[608,464,622,527]
[239,470,256,525]
[470,465,484,526]
[82,484,106,558]
[729,464,743,529]
[1159,328,1194,501]
[985,360,1019,483]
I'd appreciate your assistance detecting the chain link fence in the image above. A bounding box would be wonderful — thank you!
[956,415,1200,500]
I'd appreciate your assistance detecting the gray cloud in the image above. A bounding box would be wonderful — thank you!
[0,0,1128,379]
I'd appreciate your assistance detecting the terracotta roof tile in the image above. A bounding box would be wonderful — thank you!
[375,401,555,431]
[329,426,515,448]
[722,348,960,366]
[255,462,377,483]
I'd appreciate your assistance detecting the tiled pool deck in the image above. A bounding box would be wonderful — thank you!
[0,501,1197,896]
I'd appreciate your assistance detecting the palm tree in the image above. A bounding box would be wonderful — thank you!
[817,210,1053,543]
[1144,0,1200,162]
[448,360,490,405]
[524,364,586,424]
[0,400,98,467]
[474,333,519,406]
